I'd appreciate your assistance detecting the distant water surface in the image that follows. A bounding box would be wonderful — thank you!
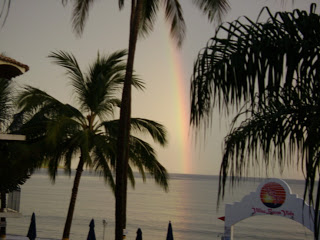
[7,169,313,239]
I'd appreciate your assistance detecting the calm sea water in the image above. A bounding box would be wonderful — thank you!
[6,169,313,240]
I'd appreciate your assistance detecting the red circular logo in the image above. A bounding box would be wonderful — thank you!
[260,182,286,208]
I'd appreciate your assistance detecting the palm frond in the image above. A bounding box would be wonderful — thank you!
[137,0,160,39]
[130,118,168,146]
[71,0,95,36]
[129,136,169,191]
[101,118,169,190]
[17,86,63,112]
[191,5,320,128]
[48,51,86,103]
[85,50,127,115]
[219,83,320,237]
[127,165,135,188]
[162,0,185,47]
[192,0,230,23]
[100,119,119,138]
[190,6,320,239]
[92,138,116,193]
[0,78,12,125]
[46,116,81,146]
[17,86,85,129]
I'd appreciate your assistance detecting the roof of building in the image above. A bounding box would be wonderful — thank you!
[0,54,29,79]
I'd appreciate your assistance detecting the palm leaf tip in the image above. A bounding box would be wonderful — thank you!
[71,0,95,36]
[193,0,230,23]
[163,0,186,47]
[154,166,169,192]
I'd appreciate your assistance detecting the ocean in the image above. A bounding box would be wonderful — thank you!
[6,169,313,240]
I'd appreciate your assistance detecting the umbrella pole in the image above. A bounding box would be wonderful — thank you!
[102,220,107,240]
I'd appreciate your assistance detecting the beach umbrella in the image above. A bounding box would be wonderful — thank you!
[136,228,142,240]
[27,212,36,240]
[166,221,174,240]
[87,219,96,240]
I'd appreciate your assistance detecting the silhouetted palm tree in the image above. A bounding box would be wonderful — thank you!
[62,1,230,238]
[17,50,168,240]
[190,4,320,239]
[0,78,40,238]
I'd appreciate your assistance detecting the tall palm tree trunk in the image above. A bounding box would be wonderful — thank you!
[0,191,6,239]
[62,158,84,240]
[115,1,143,239]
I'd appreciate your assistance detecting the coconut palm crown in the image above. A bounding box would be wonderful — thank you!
[17,50,169,240]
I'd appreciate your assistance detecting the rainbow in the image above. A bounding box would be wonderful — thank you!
[165,34,193,174]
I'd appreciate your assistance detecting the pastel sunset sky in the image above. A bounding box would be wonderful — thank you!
[1,0,316,179]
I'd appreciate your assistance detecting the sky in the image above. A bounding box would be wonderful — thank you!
[0,0,318,179]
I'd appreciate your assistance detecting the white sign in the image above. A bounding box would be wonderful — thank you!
[222,178,317,240]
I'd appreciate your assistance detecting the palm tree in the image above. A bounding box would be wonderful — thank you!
[190,4,320,239]
[0,77,15,238]
[0,78,11,124]
[0,78,41,238]
[61,1,230,238]
[17,50,169,240]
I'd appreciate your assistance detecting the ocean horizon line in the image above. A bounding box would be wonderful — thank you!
[33,168,305,183]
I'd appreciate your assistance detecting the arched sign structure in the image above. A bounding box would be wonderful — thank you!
[222,178,317,240]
